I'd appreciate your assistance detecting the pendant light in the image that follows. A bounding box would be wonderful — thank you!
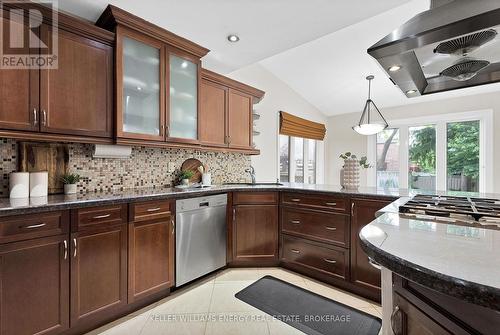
[352,75,388,135]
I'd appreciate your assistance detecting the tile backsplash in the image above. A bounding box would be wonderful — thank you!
[0,138,251,197]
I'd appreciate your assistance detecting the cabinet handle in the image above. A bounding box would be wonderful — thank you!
[41,110,47,126]
[92,214,111,219]
[233,208,236,222]
[368,257,382,270]
[33,108,38,126]
[323,258,337,264]
[390,305,401,335]
[63,240,68,260]
[171,218,175,235]
[147,207,161,212]
[325,202,337,206]
[325,226,337,231]
[73,238,77,258]
[351,202,355,216]
[22,223,46,229]
[290,249,300,254]
[290,198,301,202]
[290,220,301,224]
[165,125,170,137]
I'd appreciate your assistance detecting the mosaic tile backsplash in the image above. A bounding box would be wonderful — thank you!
[0,138,251,197]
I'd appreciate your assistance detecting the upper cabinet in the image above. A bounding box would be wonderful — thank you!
[0,4,114,142]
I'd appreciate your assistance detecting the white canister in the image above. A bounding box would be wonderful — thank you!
[9,172,30,198]
[29,171,48,197]
[202,173,212,186]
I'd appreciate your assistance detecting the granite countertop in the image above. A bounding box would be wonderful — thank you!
[0,183,406,217]
[359,213,500,310]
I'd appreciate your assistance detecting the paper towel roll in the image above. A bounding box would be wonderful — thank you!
[9,172,30,198]
[30,171,48,197]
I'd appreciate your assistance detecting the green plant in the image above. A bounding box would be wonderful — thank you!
[60,173,81,185]
[179,170,194,180]
[339,152,371,169]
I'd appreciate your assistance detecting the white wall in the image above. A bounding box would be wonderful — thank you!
[229,63,327,182]
[326,91,500,193]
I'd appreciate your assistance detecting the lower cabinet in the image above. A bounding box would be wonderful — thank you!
[231,192,279,265]
[128,201,175,302]
[350,197,392,299]
[70,224,128,326]
[0,234,69,335]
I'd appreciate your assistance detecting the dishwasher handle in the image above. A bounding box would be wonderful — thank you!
[199,202,209,207]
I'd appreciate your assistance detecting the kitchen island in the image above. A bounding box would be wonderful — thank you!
[360,212,500,334]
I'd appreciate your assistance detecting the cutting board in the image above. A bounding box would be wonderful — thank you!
[180,158,205,184]
[18,142,69,194]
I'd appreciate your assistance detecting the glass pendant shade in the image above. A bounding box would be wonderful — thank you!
[352,76,388,136]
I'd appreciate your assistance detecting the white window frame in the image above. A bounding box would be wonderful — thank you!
[367,110,494,193]
[277,135,320,184]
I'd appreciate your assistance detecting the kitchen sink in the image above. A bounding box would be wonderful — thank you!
[223,182,284,186]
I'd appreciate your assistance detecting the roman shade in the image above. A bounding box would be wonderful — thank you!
[279,111,326,141]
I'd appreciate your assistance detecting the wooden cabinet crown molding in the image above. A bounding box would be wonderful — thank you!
[201,68,265,102]
[96,5,209,58]
[2,2,114,45]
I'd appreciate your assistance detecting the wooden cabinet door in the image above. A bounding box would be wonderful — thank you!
[0,235,69,335]
[233,204,279,265]
[128,216,175,302]
[350,198,391,295]
[0,11,39,132]
[40,27,113,137]
[70,225,127,326]
[228,89,252,149]
[200,79,227,147]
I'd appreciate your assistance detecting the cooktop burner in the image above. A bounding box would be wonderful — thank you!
[399,194,500,228]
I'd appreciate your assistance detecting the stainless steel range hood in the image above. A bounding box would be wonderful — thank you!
[368,0,500,97]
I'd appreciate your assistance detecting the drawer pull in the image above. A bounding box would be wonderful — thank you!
[368,257,382,270]
[290,249,301,254]
[22,223,46,229]
[146,207,161,212]
[92,214,111,219]
[323,258,337,264]
[325,226,337,231]
[325,202,337,206]
[290,198,301,202]
[290,220,301,224]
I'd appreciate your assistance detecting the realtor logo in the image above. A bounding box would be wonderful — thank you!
[0,0,58,69]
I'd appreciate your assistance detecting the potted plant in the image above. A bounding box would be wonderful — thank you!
[339,152,371,189]
[61,173,80,194]
[178,170,194,186]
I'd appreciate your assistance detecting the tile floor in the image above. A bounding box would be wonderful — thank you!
[86,267,382,335]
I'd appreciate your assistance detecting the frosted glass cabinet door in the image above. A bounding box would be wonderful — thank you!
[169,54,198,140]
[122,36,162,137]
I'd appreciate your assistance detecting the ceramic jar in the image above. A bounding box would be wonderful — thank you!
[341,158,360,189]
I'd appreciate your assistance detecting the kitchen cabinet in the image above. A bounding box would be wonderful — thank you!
[200,79,228,147]
[350,198,392,298]
[0,5,114,142]
[40,28,113,138]
[128,200,175,302]
[70,205,128,327]
[231,192,279,265]
[228,89,253,149]
[0,211,70,335]
[167,49,200,143]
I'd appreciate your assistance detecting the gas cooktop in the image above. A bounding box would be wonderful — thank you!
[399,194,500,229]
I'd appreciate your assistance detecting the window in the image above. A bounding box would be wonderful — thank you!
[279,135,318,184]
[367,111,493,193]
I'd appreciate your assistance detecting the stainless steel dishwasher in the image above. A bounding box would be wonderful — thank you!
[176,194,227,286]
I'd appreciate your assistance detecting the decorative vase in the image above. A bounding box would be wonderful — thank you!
[342,158,360,189]
[64,184,77,195]
[181,178,189,186]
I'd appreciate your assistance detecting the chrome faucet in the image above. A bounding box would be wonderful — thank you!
[245,166,256,184]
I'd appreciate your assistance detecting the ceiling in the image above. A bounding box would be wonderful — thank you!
[259,0,500,116]
[58,0,410,73]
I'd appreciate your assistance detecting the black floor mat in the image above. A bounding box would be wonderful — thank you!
[235,276,381,335]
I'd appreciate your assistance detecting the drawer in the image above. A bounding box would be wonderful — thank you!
[233,192,278,205]
[0,211,69,244]
[281,207,349,247]
[282,235,348,280]
[281,192,348,213]
[130,200,171,222]
[73,204,127,231]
